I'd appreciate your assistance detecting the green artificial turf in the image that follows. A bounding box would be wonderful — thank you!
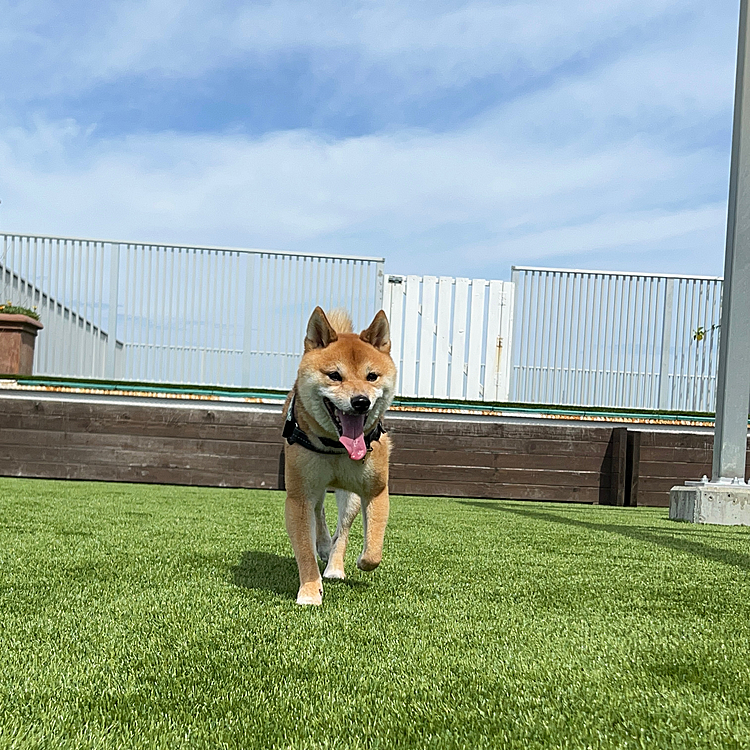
[1,478,750,749]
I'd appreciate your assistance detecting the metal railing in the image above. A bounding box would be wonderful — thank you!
[3,235,726,412]
[1,233,384,389]
[510,267,723,412]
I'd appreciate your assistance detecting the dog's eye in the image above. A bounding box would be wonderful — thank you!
[327,371,343,382]
[366,372,379,382]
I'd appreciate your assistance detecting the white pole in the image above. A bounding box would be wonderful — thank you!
[713,0,750,483]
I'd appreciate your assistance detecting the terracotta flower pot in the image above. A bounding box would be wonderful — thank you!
[0,314,44,376]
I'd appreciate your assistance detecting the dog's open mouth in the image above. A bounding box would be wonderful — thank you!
[324,398,368,460]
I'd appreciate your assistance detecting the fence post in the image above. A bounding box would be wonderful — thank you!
[105,243,120,380]
[376,262,385,310]
[658,277,675,410]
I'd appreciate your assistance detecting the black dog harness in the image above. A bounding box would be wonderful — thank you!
[282,395,386,456]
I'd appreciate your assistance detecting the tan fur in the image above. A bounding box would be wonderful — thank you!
[326,308,353,334]
[284,307,397,605]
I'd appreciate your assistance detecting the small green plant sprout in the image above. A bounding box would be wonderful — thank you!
[0,301,40,320]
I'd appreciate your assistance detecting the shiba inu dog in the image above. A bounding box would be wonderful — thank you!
[282,306,397,605]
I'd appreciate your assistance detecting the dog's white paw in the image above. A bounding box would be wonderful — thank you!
[296,582,323,606]
[323,564,346,580]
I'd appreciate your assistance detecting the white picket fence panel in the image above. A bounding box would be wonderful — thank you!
[383,274,514,401]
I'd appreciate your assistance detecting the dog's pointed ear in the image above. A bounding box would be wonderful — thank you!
[360,310,391,353]
[305,307,338,351]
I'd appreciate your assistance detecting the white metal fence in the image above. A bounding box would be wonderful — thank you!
[383,275,514,401]
[2,234,727,412]
[1,233,384,390]
[509,266,723,412]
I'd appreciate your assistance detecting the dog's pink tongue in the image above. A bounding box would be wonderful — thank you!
[337,411,367,460]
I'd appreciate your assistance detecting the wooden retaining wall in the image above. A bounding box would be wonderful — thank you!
[1,394,748,507]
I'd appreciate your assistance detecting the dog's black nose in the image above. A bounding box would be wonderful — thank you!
[350,395,371,414]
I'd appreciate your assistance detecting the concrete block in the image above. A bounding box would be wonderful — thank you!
[670,483,750,526]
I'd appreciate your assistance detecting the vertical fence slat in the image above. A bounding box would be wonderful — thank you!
[483,280,504,402]
[433,277,453,399]
[466,280,486,400]
[400,275,421,397]
[417,276,437,397]
[449,278,470,399]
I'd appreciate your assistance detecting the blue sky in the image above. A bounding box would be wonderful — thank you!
[0,0,741,279]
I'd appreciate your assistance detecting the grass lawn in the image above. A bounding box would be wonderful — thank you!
[1,478,750,749]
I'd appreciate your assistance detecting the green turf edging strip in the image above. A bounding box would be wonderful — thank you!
[0,373,288,402]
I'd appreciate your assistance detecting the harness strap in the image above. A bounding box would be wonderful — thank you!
[283,395,386,456]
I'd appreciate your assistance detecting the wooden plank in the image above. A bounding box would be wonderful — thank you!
[417,276,437,397]
[433,277,453,399]
[0,396,284,425]
[0,441,279,474]
[638,473,712,490]
[448,278,469,398]
[639,446,713,462]
[389,479,598,503]
[0,404,284,442]
[636,491,675,507]
[390,432,613,454]
[389,464,602,486]
[466,279,486,400]
[390,419,613,442]
[637,461,714,479]
[391,448,607,472]
[0,428,285,459]
[0,457,275,489]
[400,275,421,397]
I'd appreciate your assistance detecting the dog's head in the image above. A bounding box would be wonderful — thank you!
[295,307,397,460]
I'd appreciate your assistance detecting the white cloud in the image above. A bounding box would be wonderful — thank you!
[489,205,727,261]
[4,0,733,101]
[0,1,737,279]
[0,105,728,278]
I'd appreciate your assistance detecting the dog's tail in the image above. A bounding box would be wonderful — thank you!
[326,308,353,334]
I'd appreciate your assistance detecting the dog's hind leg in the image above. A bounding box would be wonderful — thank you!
[285,490,324,606]
[314,494,333,563]
[323,490,361,580]
[358,488,390,571]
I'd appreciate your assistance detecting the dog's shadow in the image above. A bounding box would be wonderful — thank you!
[231,550,369,599]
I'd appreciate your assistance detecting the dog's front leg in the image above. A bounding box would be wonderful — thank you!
[285,492,323,605]
[357,488,390,571]
[323,490,361,580]
[314,495,333,563]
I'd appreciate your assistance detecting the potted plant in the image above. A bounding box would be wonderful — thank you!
[0,302,43,376]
